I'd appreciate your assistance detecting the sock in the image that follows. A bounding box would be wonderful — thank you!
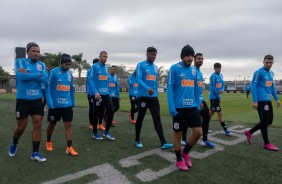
[32,141,40,152]
[220,122,227,131]
[183,143,192,154]
[175,150,182,162]
[67,140,72,147]
[12,138,19,145]
[182,136,187,142]
[47,134,52,142]
[203,135,208,142]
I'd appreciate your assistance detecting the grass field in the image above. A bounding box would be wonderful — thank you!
[0,92,282,184]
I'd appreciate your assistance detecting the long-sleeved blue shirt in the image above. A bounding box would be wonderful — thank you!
[85,68,94,96]
[15,58,48,100]
[196,67,205,102]
[46,67,75,108]
[88,62,110,95]
[209,72,225,100]
[136,60,158,97]
[108,74,120,98]
[167,61,200,116]
[251,67,278,102]
[128,73,138,97]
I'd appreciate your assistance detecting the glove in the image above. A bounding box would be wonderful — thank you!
[169,110,178,117]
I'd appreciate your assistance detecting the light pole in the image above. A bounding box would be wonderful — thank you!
[235,74,242,91]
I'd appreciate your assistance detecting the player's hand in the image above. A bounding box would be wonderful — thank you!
[147,88,154,95]
[18,68,27,73]
[95,92,101,100]
[170,110,178,117]
[252,102,258,110]
[218,90,223,94]
[276,100,281,108]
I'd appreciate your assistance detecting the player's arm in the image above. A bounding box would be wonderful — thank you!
[45,71,54,109]
[136,63,151,92]
[88,65,99,97]
[15,59,42,81]
[167,67,177,117]
[70,74,75,108]
[251,71,259,109]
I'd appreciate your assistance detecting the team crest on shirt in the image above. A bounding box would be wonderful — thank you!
[173,122,180,130]
[264,105,269,111]
[192,68,196,76]
[37,64,42,71]
[68,75,71,82]
[16,111,20,118]
[141,102,146,108]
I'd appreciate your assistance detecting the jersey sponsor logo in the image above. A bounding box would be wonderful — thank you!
[133,83,138,87]
[26,89,40,96]
[183,98,194,106]
[57,98,69,105]
[181,79,194,87]
[109,83,116,87]
[216,83,222,88]
[265,81,272,86]
[146,75,156,81]
[173,122,180,130]
[99,75,108,80]
[198,81,204,87]
[56,85,70,91]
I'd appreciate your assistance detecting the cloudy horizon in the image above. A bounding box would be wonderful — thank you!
[1,0,281,81]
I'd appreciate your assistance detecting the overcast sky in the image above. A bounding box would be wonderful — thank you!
[1,0,281,81]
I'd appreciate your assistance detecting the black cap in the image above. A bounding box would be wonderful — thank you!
[26,42,39,52]
[180,44,195,59]
[61,53,72,64]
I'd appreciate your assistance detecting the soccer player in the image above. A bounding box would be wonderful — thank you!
[9,42,48,162]
[127,71,138,124]
[86,58,106,130]
[209,63,233,136]
[245,82,251,98]
[167,45,202,171]
[107,65,120,127]
[89,51,115,141]
[182,53,216,148]
[45,53,78,156]
[134,47,173,149]
[245,55,280,151]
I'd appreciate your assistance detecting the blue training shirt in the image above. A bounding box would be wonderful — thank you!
[86,68,94,96]
[251,67,278,102]
[46,67,75,108]
[196,67,205,103]
[209,72,225,100]
[88,62,110,95]
[15,58,48,100]
[128,73,138,97]
[167,61,200,116]
[108,73,120,98]
[136,60,158,97]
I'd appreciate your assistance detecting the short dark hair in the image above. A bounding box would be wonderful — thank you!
[26,42,39,52]
[194,53,203,59]
[264,55,274,60]
[99,51,107,56]
[111,65,117,68]
[147,47,157,53]
[214,62,221,68]
[93,58,99,64]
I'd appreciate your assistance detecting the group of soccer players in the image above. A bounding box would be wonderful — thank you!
[8,42,280,172]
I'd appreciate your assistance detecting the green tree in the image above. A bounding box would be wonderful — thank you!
[40,52,62,71]
[71,53,91,81]
[0,66,10,87]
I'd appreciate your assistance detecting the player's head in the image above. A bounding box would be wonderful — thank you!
[26,42,40,61]
[99,51,108,64]
[146,47,157,63]
[93,58,99,64]
[110,65,117,75]
[194,53,203,68]
[181,44,194,67]
[60,53,72,71]
[263,54,274,70]
[214,62,221,74]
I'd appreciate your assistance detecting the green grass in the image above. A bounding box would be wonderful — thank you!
[0,92,282,184]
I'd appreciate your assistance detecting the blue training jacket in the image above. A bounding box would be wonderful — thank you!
[136,60,158,97]
[15,58,48,100]
[128,73,138,97]
[209,72,225,100]
[45,67,75,108]
[88,62,110,95]
[196,67,205,103]
[251,67,278,102]
[108,74,120,98]
[167,61,200,116]
[85,68,94,96]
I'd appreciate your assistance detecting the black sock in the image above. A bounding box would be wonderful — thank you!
[32,141,40,152]
[220,122,227,131]
[175,150,182,162]
[183,143,192,154]
[67,140,72,147]
[12,138,19,145]
[47,134,52,142]
[203,135,208,142]
[182,136,187,142]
